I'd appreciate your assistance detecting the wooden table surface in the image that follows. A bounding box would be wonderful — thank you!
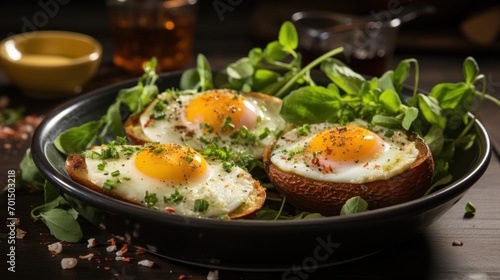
[1,2,500,279]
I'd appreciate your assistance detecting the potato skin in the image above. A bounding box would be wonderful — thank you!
[263,133,434,216]
[65,153,266,219]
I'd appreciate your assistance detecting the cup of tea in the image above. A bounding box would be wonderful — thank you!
[106,0,198,74]
[291,11,400,77]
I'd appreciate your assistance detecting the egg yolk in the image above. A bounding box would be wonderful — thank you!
[134,144,207,183]
[307,125,383,167]
[184,90,257,134]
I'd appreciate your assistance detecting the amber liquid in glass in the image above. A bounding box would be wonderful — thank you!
[109,11,196,73]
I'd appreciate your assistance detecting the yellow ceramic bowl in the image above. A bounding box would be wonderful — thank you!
[0,31,102,99]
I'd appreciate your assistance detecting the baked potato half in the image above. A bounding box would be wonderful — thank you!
[263,132,434,216]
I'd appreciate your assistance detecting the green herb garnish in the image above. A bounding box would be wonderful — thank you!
[201,143,262,172]
[193,199,209,213]
[164,189,184,203]
[297,124,311,136]
[151,100,168,120]
[221,116,235,132]
[144,191,159,209]
[465,201,476,215]
[103,179,120,191]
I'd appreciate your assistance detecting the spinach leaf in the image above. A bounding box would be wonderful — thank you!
[391,59,411,94]
[379,89,402,114]
[55,58,159,155]
[251,69,281,91]
[227,58,254,80]
[280,85,342,124]
[31,185,83,242]
[18,148,45,190]
[278,21,299,51]
[197,54,214,91]
[54,119,104,155]
[423,125,445,156]
[180,68,200,90]
[371,114,403,128]
[417,93,446,129]
[429,82,474,111]
[340,196,368,215]
[44,180,60,204]
[463,56,479,85]
[265,41,290,61]
[102,100,124,141]
[402,106,419,130]
[321,58,366,95]
[40,208,83,242]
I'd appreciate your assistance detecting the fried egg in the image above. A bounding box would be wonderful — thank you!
[82,143,258,218]
[269,120,420,184]
[138,89,288,159]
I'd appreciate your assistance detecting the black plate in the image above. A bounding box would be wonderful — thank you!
[31,72,491,271]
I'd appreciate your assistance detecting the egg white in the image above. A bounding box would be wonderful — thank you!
[138,90,288,159]
[83,144,256,218]
[270,120,420,184]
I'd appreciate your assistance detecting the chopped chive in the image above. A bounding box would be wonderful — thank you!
[144,191,159,209]
[193,199,209,213]
[297,124,311,136]
[259,127,271,139]
[164,189,184,203]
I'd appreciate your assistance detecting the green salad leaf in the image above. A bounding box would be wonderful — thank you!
[340,196,369,215]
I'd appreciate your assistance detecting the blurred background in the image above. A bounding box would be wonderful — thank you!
[1,0,499,87]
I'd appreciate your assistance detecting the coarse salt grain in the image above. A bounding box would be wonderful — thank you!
[138,259,154,268]
[207,270,219,280]
[106,244,117,252]
[87,238,96,248]
[61,258,78,269]
[48,242,63,254]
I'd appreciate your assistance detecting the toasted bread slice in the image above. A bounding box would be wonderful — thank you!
[65,153,266,219]
[263,133,434,216]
